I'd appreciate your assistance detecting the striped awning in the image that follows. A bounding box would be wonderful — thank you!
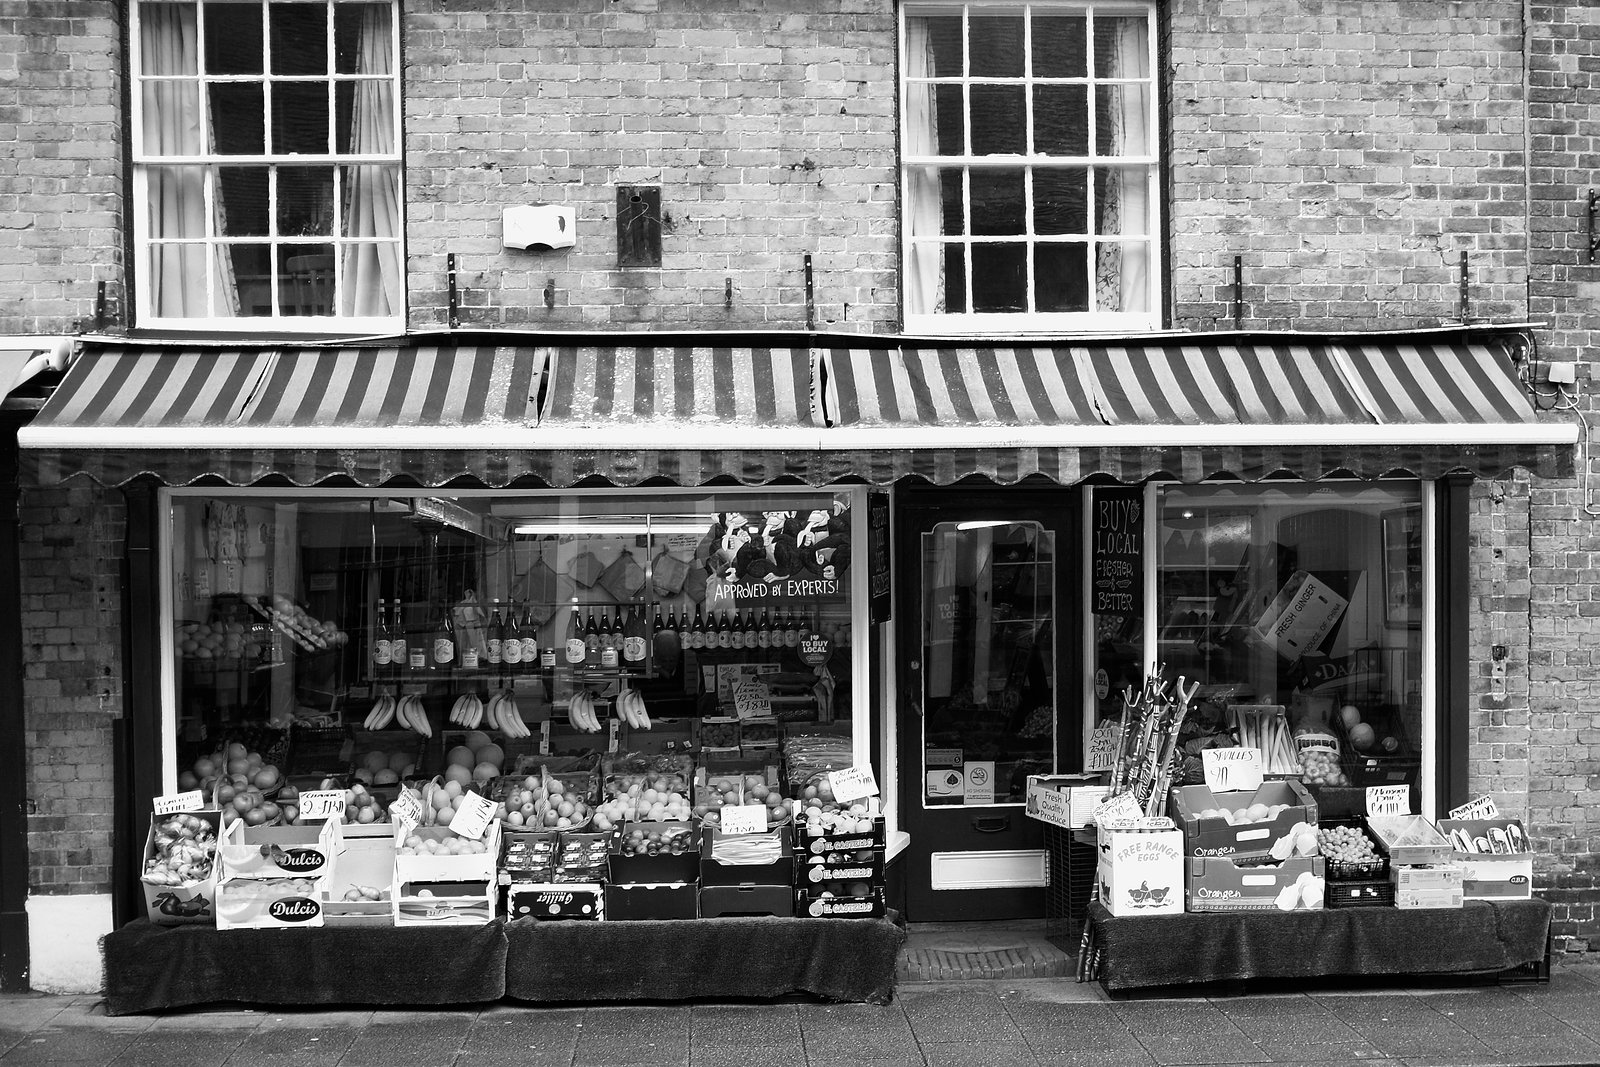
[18,330,1574,487]
[815,336,1574,483]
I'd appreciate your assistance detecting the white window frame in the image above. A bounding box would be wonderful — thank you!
[898,0,1161,335]
[129,0,405,333]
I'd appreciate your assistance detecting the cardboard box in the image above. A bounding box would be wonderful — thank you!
[393,879,498,925]
[1253,571,1348,661]
[1366,814,1453,866]
[604,882,698,920]
[1096,818,1185,916]
[793,816,886,857]
[1025,774,1103,830]
[1169,780,1318,860]
[609,821,699,885]
[508,882,604,920]
[219,820,338,880]
[1391,864,1463,892]
[1437,818,1534,900]
[699,884,793,917]
[700,827,793,887]
[215,875,327,929]
[796,851,885,887]
[1187,856,1327,912]
[1394,886,1464,909]
[796,888,886,919]
[393,822,501,887]
[322,821,394,926]
[141,809,222,926]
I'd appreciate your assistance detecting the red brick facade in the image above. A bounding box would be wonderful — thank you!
[2,1,1597,953]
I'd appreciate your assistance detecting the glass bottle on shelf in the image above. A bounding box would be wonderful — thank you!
[407,600,430,672]
[389,600,409,671]
[584,610,602,667]
[783,609,800,648]
[688,606,704,649]
[539,610,557,672]
[755,607,772,652]
[486,599,504,666]
[519,602,538,671]
[715,609,732,650]
[372,598,392,668]
[729,609,746,650]
[564,601,586,667]
[600,608,620,669]
[431,600,456,669]
[503,601,524,667]
[742,610,758,650]
[623,605,648,669]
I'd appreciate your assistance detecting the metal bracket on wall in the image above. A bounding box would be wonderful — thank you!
[804,253,815,331]
[1458,250,1471,323]
[1232,255,1243,328]
[1590,191,1600,263]
[446,253,460,329]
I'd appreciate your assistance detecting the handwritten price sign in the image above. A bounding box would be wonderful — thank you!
[1202,747,1264,793]
[296,790,346,822]
[1086,724,1118,772]
[1093,792,1143,828]
[1366,785,1412,817]
[828,765,880,804]
[719,804,769,835]
[733,680,774,719]
[153,790,205,815]
[390,789,423,827]
[1448,795,1501,821]
[449,791,497,841]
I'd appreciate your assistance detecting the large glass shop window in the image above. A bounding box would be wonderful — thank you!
[1151,483,1424,804]
[167,491,860,826]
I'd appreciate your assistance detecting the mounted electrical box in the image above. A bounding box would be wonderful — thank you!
[502,205,575,251]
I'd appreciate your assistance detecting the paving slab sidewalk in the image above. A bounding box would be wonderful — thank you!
[4,965,1599,1067]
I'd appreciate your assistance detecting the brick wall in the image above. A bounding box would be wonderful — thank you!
[0,2,124,333]
[21,479,124,895]
[403,0,899,332]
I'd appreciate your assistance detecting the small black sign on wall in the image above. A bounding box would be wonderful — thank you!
[617,186,662,268]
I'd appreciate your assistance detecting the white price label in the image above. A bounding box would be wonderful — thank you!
[153,790,205,815]
[1447,795,1501,821]
[389,789,423,826]
[733,680,774,719]
[1366,784,1412,817]
[1202,747,1264,794]
[1086,724,1118,773]
[718,804,769,835]
[394,812,418,838]
[449,791,497,841]
[297,790,346,822]
[828,765,880,804]
[1093,792,1144,827]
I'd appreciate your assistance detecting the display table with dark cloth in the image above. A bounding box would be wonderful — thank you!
[100,914,907,1015]
[1086,898,1551,993]
[100,918,510,1015]
[502,915,906,1006]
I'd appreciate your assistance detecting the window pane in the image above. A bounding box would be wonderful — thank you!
[278,165,335,237]
[217,166,269,236]
[270,0,327,75]
[970,168,1024,235]
[1095,166,1149,236]
[1034,167,1088,235]
[229,244,273,316]
[281,243,336,315]
[938,167,966,234]
[933,85,966,155]
[336,81,395,155]
[943,245,968,313]
[1034,85,1088,156]
[968,13,1024,77]
[1031,14,1085,78]
[924,16,964,77]
[1094,15,1148,79]
[273,83,330,154]
[146,165,209,238]
[1097,83,1151,156]
[203,0,261,75]
[335,3,388,74]
[141,3,199,76]
[340,164,400,237]
[1035,243,1089,312]
[207,83,265,154]
[970,243,1027,312]
[141,81,202,155]
[970,85,1025,155]
[1094,239,1148,312]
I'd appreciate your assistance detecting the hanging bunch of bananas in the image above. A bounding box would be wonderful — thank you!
[614,687,653,730]
[448,691,485,729]
[486,688,530,739]
[566,690,603,733]
[363,691,396,730]
[393,693,432,737]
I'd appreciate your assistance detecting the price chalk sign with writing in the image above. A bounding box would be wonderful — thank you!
[1091,486,1143,620]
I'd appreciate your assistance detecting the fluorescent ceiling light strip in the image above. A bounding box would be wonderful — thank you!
[512,522,707,535]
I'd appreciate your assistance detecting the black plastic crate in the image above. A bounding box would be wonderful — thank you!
[1043,824,1096,948]
[1326,877,1394,908]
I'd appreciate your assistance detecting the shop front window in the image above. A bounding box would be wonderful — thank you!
[1152,483,1425,806]
[165,489,867,835]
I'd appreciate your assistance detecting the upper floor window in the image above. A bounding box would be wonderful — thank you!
[131,0,404,330]
[900,2,1159,334]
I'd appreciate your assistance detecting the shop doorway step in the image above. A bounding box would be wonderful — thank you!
[898,918,1074,982]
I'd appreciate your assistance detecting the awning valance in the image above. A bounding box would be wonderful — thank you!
[18,330,1575,487]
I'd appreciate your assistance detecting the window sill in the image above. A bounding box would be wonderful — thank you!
[900,312,1161,339]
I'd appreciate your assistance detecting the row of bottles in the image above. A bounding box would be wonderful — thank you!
[560,600,651,670]
[671,605,806,653]
[370,598,550,674]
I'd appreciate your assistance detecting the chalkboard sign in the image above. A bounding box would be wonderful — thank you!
[1091,487,1142,619]
[867,491,891,623]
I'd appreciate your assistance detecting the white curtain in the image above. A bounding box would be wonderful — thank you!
[903,18,945,316]
[1094,17,1150,314]
[141,2,236,317]
[340,4,404,317]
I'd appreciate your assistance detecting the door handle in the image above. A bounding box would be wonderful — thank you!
[973,815,1010,833]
